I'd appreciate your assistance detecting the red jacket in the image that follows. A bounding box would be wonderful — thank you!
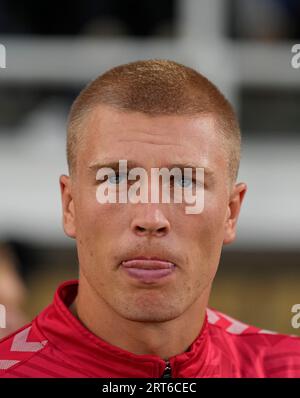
[1,280,300,378]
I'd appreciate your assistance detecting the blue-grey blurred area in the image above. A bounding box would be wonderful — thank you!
[0,0,299,337]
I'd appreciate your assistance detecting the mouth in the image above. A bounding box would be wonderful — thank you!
[120,257,176,284]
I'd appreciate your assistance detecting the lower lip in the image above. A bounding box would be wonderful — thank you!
[120,260,176,284]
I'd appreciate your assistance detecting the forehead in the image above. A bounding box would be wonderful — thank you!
[79,105,227,171]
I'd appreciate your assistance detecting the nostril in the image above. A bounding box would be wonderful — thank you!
[136,226,146,233]
[132,218,170,237]
[134,225,167,236]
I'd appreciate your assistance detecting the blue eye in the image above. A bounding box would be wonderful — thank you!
[108,173,126,185]
[175,176,193,188]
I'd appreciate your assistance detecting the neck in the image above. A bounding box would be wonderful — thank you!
[71,274,210,360]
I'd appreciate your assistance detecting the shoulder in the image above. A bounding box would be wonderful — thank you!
[0,321,48,377]
[207,308,300,377]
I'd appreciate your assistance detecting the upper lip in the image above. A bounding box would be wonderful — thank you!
[120,256,176,269]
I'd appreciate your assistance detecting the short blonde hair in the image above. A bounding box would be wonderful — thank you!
[67,59,241,182]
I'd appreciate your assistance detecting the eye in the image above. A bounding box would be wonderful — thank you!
[107,173,127,185]
[174,175,193,188]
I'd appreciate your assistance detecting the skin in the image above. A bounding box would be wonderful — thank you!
[60,105,247,360]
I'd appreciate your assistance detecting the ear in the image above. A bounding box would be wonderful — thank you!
[59,175,76,239]
[223,182,247,245]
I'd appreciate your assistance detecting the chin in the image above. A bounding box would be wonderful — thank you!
[122,311,181,323]
[117,300,184,323]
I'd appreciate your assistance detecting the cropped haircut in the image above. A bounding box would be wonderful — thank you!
[67,59,241,183]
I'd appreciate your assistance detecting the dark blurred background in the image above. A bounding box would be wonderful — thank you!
[0,0,299,338]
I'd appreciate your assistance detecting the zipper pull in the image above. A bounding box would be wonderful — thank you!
[161,360,172,378]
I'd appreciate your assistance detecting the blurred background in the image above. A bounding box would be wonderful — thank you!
[0,0,299,339]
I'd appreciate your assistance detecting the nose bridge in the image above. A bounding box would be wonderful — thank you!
[130,203,170,237]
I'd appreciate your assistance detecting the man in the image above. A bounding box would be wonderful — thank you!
[0,59,299,378]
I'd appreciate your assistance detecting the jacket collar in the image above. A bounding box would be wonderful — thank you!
[37,280,211,377]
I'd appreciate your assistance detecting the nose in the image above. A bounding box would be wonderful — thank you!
[131,205,171,238]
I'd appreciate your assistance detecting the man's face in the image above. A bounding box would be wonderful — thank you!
[61,105,246,322]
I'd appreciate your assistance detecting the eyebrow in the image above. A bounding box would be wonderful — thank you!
[88,160,215,180]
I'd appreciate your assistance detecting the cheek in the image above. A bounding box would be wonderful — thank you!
[180,200,226,242]
[174,192,228,274]
[74,191,109,244]
[202,189,228,233]
[75,201,118,275]
[76,191,129,248]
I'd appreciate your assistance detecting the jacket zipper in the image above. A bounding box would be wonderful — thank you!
[161,360,172,378]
